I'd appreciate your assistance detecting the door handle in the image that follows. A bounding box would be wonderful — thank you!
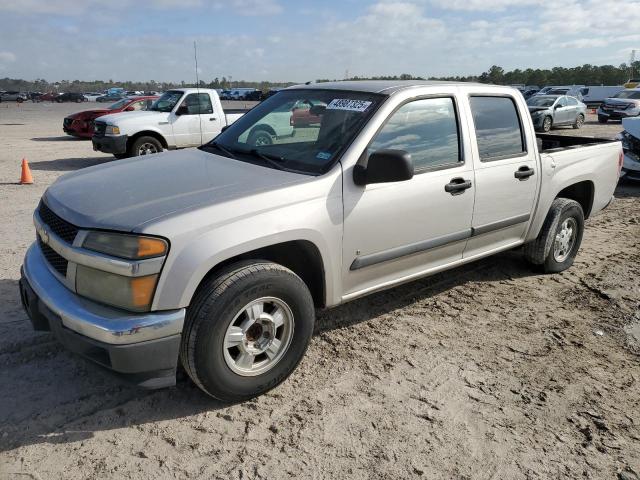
[514,166,535,180]
[209,117,217,121]
[444,177,472,195]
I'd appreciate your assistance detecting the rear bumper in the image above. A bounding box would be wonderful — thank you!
[92,134,128,154]
[20,243,185,388]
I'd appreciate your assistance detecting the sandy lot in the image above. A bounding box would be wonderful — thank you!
[0,101,639,480]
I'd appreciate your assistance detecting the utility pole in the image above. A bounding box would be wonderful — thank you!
[630,50,636,79]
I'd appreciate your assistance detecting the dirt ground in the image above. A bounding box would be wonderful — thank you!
[0,101,639,480]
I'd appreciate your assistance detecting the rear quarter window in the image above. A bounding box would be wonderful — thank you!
[469,96,526,161]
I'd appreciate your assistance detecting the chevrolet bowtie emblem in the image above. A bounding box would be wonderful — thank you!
[37,226,50,245]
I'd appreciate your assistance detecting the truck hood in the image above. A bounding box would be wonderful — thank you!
[43,149,309,232]
[623,117,640,140]
[96,110,167,125]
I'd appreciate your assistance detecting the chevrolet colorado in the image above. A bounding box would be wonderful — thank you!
[20,81,621,401]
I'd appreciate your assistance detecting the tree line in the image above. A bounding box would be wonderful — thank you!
[2,62,639,93]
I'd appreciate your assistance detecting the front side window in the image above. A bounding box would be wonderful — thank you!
[204,89,383,174]
[179,93,213,114]
[368,97,460,171]
[470,96,525,161]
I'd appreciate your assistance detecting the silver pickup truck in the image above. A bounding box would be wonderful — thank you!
[20,81,621,401]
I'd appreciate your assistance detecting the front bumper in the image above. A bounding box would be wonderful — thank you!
[621,152,640,180]
[20,243,185,388]
[92,134,128,154]
[63,118,93,138]
[598,108,640,120]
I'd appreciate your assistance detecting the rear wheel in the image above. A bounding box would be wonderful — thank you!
[523,198,584,273]
[598,116,608,124]
[542,116,553,132]
[129,136,163,157]
[573,114,585,129]
[180,261,315,402]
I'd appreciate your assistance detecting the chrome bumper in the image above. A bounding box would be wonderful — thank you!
[22,243,185,345]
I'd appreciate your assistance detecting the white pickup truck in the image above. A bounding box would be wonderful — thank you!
[91,88,247,158]
[21,81,621,401]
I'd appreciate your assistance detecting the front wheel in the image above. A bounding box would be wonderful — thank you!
[573,114,585,129]
[248,129,273,147]
[542,116,553,132]
[129,136,163,157]
[180,261,315,402]
[523,198,584,273]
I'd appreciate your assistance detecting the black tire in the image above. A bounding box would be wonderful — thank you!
[247,129,273,147]
[523,198,584,273]
[573,114,584,129]
[129,135,163,157]
[180,261,315,402]
[542,116,553,132]
[598,116,608,124]
[16,97,24,103]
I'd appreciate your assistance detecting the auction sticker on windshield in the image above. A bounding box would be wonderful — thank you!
[326,99,372,112]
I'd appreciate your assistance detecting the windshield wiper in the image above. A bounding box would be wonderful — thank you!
[200,142,237,159]
[242,149,288,170]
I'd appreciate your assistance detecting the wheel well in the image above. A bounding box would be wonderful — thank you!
[556,180,594,218]
[195,240,326,308]
[249,124,276,137]
[127,130,168,151]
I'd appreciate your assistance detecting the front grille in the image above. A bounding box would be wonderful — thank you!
[38,201,79,244]
[94,121,106,136]
[38,237,68,277]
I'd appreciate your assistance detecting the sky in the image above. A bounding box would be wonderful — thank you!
[0,0,638,83]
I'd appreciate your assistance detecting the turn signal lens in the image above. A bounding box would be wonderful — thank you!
[131,275,158,308]
[137,237,167,258]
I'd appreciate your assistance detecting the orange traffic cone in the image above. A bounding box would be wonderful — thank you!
[20,158,33,184]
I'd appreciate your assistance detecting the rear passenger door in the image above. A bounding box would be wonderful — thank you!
[463,94,539,258]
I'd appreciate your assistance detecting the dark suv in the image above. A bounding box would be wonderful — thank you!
[55,92,87,103]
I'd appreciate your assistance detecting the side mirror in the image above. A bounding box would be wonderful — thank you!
[175,106,188,116]
[554,104,562,110]
[124,106,134,112]
[309,105,326,116]
[353,149,413,186]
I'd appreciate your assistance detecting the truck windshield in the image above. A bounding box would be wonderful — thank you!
[204,89,384,175]
[150,90,183,112]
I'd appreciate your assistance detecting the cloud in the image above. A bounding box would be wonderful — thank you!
[428,0,543,11]
[0,51,16,62]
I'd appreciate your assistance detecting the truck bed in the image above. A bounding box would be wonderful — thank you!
[536,133,616,153]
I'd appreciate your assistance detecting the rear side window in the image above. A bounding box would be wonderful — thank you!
[369,97,461,171]
[469,96,525,161]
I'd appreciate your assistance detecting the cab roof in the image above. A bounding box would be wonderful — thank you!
[287,80,488,95]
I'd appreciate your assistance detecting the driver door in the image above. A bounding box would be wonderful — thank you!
[171,93,204,147]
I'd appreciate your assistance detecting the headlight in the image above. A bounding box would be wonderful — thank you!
[105,125,120,135]
[83,232,167,259]
[77,232,168,312]
[76,265,158,312]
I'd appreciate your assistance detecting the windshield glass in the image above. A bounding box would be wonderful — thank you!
[108,98,130,110]
[614,91,640,99]
[150,90,183,112]
[527,96,556,107]
[205,89,384,174]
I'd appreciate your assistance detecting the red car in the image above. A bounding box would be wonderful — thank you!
[290,100,325,128]
[62,96,158,138]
